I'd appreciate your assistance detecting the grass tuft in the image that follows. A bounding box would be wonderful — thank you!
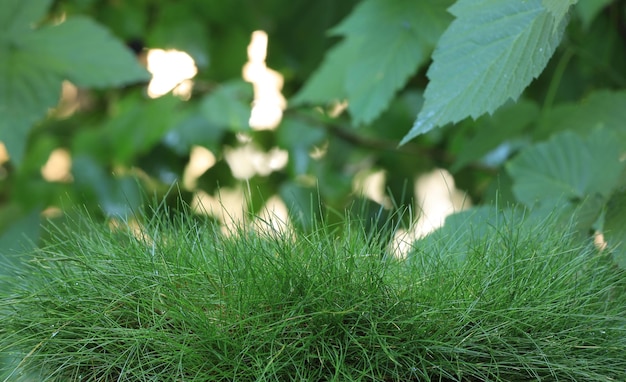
[1,205,625,381]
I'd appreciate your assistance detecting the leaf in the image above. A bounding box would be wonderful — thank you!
[412,206,527,264]
[21,16,150,88]
[506,128,625,207]
[0,53,63,163]
[291,38,361,106]
[604,189,626,269]
[542,0,577,24]
[0,1,58,163]
[402,0,567,144]
[0,207,40,255]
[279,182,321,231]
[200,81,252,132]
[73,94,180,164]
[103,95,181,163]
[147,4,210,67]
[575,0,612,29]
[537,90,626,145]
[164,113,224,155]
[293,0,452,125]
[0,0,51,37]
[277,117,326,175]
[0,3,150,164]
[72,155,142,218]
[336,0,452,125]
[451,99,539,171]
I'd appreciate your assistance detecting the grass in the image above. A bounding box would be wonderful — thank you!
[0,204,625,381]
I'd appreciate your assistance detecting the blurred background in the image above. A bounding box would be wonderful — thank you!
[1,0,624,257]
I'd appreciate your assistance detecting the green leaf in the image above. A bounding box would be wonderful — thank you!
[147,4,210,67]
[537,90,626,145]
[279,182,321,231]
[73,94,180,164]
[0,3,149,164]
[21,16,150,87]
[451,99,539,172]
[336,0,452,125]
[402,0,567,144]
[542,0,577,24]
[200,81,252,132]
[506,128,625,207]
[0,1,58,163]
[0,207,40,255]
[293,0,452,125]
[277,118,326,150]
[165,113,224,155]
[0,53,63,163]
[0,0,51,38]
[604,189,626,269]
[291,38,361,106]
[108,95,181,163]
[72,155,142,218]
[575,0,612,29]
[413,206,527,264]
[277,117,326,175]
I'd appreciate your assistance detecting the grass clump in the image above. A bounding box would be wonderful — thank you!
[1,205,625,381]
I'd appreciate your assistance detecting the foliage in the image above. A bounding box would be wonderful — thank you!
[1,2,626,276]
[1,204,625,381]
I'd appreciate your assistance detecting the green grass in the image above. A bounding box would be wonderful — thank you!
[1,205,625,381]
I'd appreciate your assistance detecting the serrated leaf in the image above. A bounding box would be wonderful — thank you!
[293,0,452,125]
[506,128,624,207]
[343,29,425,125]
[336,0,452,125]
[604,190,626,269]
[21,16,150,87]
[402,0,567,144]
[575,0,613,29]
[542,0,577,24]
[0,3,149,164]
